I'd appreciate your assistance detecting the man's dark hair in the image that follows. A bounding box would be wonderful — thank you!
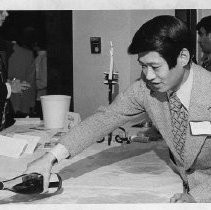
[196,15,211,34]
[128,15,193,69]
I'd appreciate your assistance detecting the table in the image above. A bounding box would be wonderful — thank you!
[0,119,183,204]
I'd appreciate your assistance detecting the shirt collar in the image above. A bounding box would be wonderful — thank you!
[174,67,193,110]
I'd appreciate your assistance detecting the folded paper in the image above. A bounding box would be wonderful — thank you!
[13,134,41,154]
[0,135,28,158]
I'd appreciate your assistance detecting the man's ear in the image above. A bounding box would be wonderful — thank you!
[178,48,190,67]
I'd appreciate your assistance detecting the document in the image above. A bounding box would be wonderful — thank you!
[0,135,28,158]
[190,121,211,135]
[13,134,41,154]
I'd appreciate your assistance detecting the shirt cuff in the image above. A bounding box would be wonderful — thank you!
[48,143,70,163]
[5,83,11,99]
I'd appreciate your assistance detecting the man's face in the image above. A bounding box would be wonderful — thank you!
[0,10,8,27]
[198,27,211,54]
[138,51,187,93]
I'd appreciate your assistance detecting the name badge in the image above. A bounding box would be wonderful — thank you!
[190,121,211,136]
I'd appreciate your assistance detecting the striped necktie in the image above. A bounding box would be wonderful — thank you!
[169,92,189,162]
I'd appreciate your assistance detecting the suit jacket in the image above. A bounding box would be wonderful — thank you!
[0,39,15,130]
[0,52,9,129]
[201,53,211,72]
[59,62,211,202]
[8,43,36,114]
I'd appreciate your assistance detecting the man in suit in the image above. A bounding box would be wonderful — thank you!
[196,15,211,71]
[26,15,211,202]
[0,10,14,129]
[0,10,31,129]
[8,39,36,116]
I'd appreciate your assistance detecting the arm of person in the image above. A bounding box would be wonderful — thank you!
[36,55,47,90]
[5,82,11,99]
[25,53,36,108]
[184,171,211,202]
[25,80,147,191]
[7,79,31,94]
[0,79,8,100]
[0,76,12,100]
[25,52,36,87]
[170,193,196,203]
[170,165,211,202]
[58,80,147,157]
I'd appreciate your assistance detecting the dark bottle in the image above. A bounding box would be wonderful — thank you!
[0,173,62,194]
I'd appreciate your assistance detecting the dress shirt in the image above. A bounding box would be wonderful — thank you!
[167,66,193,110]
[5,82,11,99]
[176,66,193,110]
[48,143,70,163]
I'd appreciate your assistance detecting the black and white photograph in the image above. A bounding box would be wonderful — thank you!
[0,0,211,209]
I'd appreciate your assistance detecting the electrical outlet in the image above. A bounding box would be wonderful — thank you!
[90,37,101,54]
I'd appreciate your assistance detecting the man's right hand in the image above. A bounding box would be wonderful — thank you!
[24,152,57,193]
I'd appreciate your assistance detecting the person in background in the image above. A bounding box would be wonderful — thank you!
[8,27,36,117]
[26,15,211,202]
[0,10,31,129]
[196,15,211,71]
[33,40,47,119]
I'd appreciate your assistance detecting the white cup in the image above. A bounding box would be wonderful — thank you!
[41,95,71,129]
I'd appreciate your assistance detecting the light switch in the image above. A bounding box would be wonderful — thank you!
[90,37,101,54]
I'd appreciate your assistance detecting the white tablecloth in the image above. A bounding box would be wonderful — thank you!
[0,129,183,204]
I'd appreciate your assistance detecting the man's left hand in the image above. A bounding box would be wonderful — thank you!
[170,193,196,203]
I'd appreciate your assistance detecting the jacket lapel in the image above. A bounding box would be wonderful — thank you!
[184,64,211,169]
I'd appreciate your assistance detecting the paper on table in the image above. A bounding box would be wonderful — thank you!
[190,121,211,135]
[14,117,41,125]
[0,135,28,158]
[13,134,41,154]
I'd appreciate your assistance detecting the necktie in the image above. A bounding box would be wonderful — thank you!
[169,92,189,162]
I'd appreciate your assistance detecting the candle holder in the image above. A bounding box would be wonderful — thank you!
[103,72,119,104]
[97,71,123,145]
[97,41,130,145]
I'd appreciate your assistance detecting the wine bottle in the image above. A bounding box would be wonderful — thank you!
[0,173,62,194]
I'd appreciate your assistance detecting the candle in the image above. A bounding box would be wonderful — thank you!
[108,41,114,80]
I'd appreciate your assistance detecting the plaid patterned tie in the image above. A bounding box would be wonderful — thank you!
[169,92,189,162]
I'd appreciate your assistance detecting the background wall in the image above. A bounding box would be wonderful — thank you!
[73,10,174,119]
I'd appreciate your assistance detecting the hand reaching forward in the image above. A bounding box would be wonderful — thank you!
[170,193,196,203]
[8,79,31,94]
[24,153,56,193]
